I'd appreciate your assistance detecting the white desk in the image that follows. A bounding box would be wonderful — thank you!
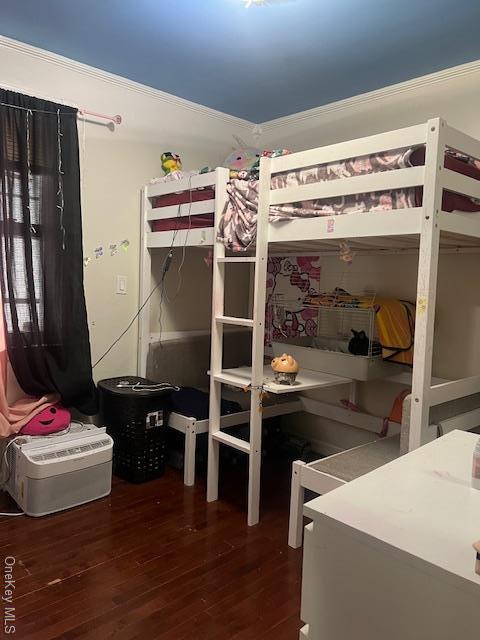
[300,430,480,640]
[214,365,351,394]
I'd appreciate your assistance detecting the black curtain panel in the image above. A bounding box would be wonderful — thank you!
[0,89,97,414]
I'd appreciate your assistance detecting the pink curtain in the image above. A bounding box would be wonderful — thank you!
[0,292,58,437]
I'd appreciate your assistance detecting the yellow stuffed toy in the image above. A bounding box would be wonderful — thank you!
[161,152,182,175]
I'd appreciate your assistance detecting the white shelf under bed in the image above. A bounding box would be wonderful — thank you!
[212,365,351,395]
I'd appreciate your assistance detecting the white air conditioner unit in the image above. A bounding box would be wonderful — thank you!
[4,423,113,517]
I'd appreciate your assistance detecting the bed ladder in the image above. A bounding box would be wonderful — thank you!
[207,160,272,526]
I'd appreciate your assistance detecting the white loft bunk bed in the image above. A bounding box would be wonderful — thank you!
[207,117,480,528]
[137,168,302,486]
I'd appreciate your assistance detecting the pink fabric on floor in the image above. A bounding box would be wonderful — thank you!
[0,293,59,437]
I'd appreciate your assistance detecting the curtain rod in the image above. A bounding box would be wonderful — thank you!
[0,82,122,125]
[78,109,122,125]
[0,102,122,125]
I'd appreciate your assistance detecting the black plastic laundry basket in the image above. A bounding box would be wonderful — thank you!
[98,376,173,483]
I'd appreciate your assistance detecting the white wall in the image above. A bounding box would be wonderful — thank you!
[262,62,480,453]
[0,37,254,383]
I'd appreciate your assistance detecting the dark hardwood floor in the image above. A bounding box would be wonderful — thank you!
[1,456,303,639]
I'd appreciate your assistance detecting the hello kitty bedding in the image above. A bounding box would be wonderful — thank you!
[218,145,480,251]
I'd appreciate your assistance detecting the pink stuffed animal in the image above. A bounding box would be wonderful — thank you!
[20,405,71,436]
[224,148,260,179]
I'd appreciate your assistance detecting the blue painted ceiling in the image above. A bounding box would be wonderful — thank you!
[2,0,480,122]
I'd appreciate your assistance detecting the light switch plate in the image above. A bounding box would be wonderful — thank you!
[116,275,127,295]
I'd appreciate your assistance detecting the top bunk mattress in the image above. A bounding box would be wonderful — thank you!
[218,146,480,250]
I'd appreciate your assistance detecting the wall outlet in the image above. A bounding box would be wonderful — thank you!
[116,275,127,295]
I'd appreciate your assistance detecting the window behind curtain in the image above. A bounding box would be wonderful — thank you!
[0,171,44,335]
[0,89,97,413]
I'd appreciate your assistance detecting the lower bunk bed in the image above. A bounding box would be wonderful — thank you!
[169,395,301,486]
[146,329,301,485]
[288,380,480,547]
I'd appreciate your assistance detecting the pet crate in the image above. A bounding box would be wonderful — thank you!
[98,376,173,483]
[270,288,395,381]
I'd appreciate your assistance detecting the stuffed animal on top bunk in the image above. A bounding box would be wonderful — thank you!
[161,152,183,175]
[247,148,291,180]
[224,147,261,179]
[224,145,291,181]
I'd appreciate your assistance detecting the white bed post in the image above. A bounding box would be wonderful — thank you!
[409,118,445,451]
[207,168,229,503]
[288,460,306,548]
[184,420,197,487]
[247,156,272,526]
[137,186,151,377]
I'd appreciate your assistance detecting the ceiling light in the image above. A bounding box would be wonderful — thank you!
[243,0,295,7]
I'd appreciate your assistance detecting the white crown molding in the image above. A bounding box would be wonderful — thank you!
[260,58,480,131]
[3,34,480,137]
[0,36,254,130]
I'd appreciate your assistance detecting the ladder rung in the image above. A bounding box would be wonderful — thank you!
[216,315,254,328]
[212,431,251,454]
[217,257,256,263]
